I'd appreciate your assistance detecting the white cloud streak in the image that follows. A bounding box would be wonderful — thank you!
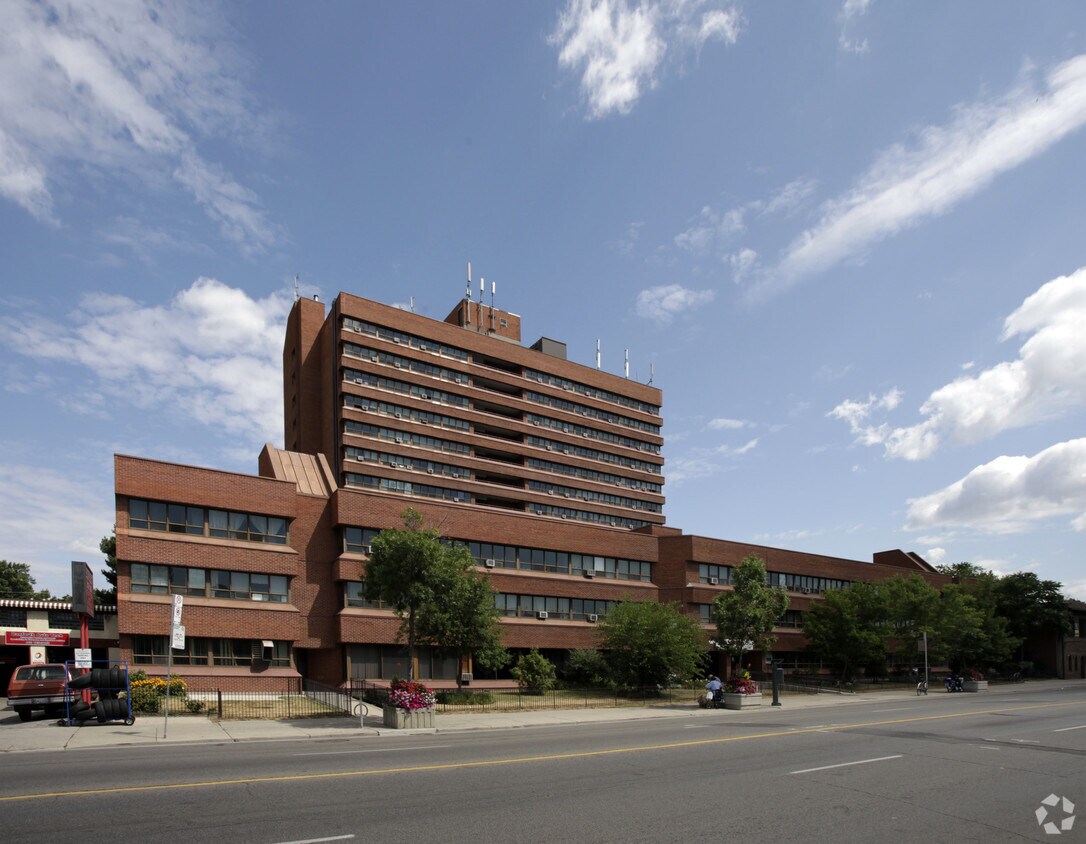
[551,0,743,119]
[635,283,715,322]
[0,278,292,447]
[830,268,1086,460]
[0,0,276,254]
[750,54,1086,300]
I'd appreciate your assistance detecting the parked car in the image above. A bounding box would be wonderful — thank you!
[6,663,79,721]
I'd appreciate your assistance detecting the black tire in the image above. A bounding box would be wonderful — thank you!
[68,672,94,689]
[75,707,96,721]
[69,701,91,715]
[16,708,32,722]
[109,666,123,690]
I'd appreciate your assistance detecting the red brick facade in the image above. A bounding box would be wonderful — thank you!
[114,292,950,690]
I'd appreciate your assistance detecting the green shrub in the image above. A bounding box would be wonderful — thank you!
[184,698,205,713]
[435,690,495,705]
[511,649,557,694]
[129,684,161,713]
[564,648,612,687]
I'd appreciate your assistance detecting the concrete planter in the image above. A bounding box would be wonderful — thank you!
[383,706,435,729]
[723,692,762,710]
[962,680,988,692]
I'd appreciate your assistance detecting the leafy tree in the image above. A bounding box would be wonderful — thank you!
[0,560,52,599]
[563,648,612,688]
[417,543,509,689]
[597,599,707,689]
[95,533,118,605]
[995,572,1071,651]
[713,555,789,676]
[511,648,557,694]
[364,509,456,679]
[803,580,888,680]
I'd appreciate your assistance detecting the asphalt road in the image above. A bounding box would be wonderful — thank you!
[1,683,1083,843]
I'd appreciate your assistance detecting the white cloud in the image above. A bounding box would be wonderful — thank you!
[635,283,715,322]
[924,547,946,563]
[708,417,749,430]
[905,438,1086,534]
[831,268,1086,459]
[551,0,743,119]
[750,54,1086,300]
[666,437,758,483]
[0,464,114,597]
[0,0,276,254]
[674,179,817,260]
[729,248,758,281]
[0,278,292,447]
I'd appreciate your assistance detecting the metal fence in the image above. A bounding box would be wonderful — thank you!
[347,681,708,714]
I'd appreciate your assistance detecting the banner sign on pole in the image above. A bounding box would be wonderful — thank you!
[171,624,186,650]
[172,594,183,625]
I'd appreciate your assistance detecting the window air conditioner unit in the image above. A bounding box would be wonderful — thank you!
[427,468,435,474]
[802,588,812,594]
[361,544,372,555]
[459,672,473,684]
[252,640,274,662]
[708,577,719,585]
[583,569,595,578]
[484,558,497,568]
[587,614,599,623]
[537,611,549,620]
[394,412,402,419]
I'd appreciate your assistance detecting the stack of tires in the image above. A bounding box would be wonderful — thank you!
[67,666,135,725]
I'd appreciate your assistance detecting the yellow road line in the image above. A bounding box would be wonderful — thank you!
[2,699,1081,802]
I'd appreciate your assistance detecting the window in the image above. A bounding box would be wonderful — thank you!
[133,564,287,603]
[130,498,287,545]
[699,564,731,585]
[48,610,105,631]
[134,637,290,668]
[0,608,27,627]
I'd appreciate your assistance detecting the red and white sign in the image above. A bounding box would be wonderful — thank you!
[5,631,70,646]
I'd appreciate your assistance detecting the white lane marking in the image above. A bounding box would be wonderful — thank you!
[295,745,451,757]
[790,755,903,775]
[1053,724,1086,732]
[973,745,1001,750]
[274,837,355,844]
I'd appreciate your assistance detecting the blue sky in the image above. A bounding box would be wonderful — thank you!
[1,0,1084,600]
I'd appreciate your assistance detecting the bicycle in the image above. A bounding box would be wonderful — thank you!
[916,680,928,696]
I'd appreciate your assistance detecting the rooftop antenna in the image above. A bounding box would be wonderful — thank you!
[409,296,415,313]
[596,339,601,370]
[479,277,485,332]
[465,262,471,324]
[649,363,654,385]
[294,274,300,301]
[490,280,496,331]
[624,348,629,379]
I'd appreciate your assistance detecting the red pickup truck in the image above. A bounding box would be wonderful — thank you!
[6,663,79,721]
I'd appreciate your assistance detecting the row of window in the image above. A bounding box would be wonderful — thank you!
[0,608,106,630]
[530,501,651,529]
[343,317,469,361]
[696,605,805,628]
[525,390,661,436]
[344,473,472,503]
[348,643,457,682]
[527,480,662,513]
[697,564,851,594]
[345,446,470,480]
[344,343,468,385]
[464,542,653,581]
[133,636,291,667]
[527,413,660,455]
[345,369,469,409]
[344,394,470,431]
[495,593,615,621]
[765,572,851,593]
[131,564,289,603]
[341,528,654,583]
[342,315,660,420]
[524,368,660,417]
[527,435,662,476]
[345,419,470,455]
[129,499,288,545]
[527,457,662,493]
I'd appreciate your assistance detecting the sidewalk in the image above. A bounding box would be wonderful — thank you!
[1,681,1068,753]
